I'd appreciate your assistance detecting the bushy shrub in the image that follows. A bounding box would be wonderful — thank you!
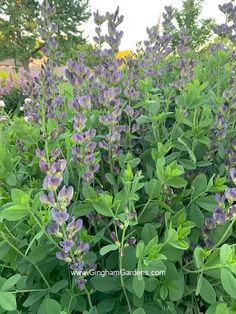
[0,2,236,314]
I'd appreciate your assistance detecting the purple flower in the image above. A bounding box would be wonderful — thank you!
[75,277,87,290]
[70,261,85,271]
[75,242,90,255]
[85,141,97,153]
[43,175,62,191]
[82,172,94,184]
[110,231,118,243]
[114,218,123,229]
[205,217,216,230]
[84,128,96,139]
[78,96,91,110]
[67,217,83,234]
[99,140,109,150]
[72,133,85,143]
[89,163,100,173]
[103,87,119,103]
[58,186,74,207]
[126,237,136,246]
[36,149,45,159]
[50,159,67,174]
[225,188,236,203]
[39,160,49,173]
[230,168,236,185]
[60,240,74,253]
[124,105,135,117]
[84,153,96,165]
[69,98,79,111]
[74,114,87,130]
[46,222,59,235]
[51,208,69,224]
[229,204,236,218]
[213,208,226,225]
[56,251,69,261]
[40,191,55,205]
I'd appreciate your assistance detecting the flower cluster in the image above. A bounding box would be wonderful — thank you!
[202,168,236,247]
[215,2,236,42]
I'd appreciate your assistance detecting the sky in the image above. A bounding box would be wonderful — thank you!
[82,0,227,50]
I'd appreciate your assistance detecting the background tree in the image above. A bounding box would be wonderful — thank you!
[163,0,215,49]
[46,0,91,61]
[0,0,91,71]
[0,0,39,71]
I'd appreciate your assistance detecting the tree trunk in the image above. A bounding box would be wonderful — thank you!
[22,59,30,72]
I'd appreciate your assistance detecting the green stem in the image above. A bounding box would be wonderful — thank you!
[119,226,132,314]
[84,286,93,310]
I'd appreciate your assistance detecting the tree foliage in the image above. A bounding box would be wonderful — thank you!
[165,0,215,49]
[0,0,90,69]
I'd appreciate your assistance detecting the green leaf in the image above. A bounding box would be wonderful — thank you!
[136,242,145,259]
[216,303,229,314]
[1,274,21,291]
[192,174,207,199]
[160,284,168,300]
[193,247,205,269]
[100,244,119,256]
[141,223,157,244]
[0,205,29,221]
[199,277,216,304]
[91,276,121,292]
[133,275,145,298]
[144,179,161,199]
[0,292,17,311]
[195,272,203,296]
[220,244,231,264]
[51,280,68,293]
[23,291,46,307]
[97,299,116,314]
[45,299,61,314]
[221,268,236,298]
[166,176,188,188]
[11,189,30,205]
[195,196,216,212]
[93,195,114,217]
[133,307,146,314]
[82,185,97,200]
[177,138,196,163]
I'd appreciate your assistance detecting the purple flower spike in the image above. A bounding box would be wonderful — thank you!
[51,208,69,224]
[60,240,74,253]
